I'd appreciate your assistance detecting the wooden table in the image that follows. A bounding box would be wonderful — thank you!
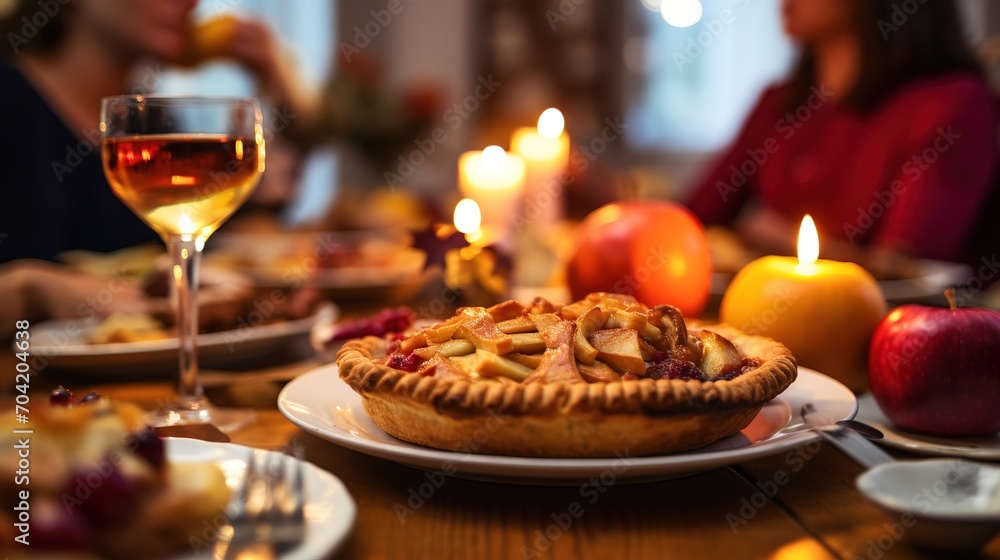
[11,349,995,560]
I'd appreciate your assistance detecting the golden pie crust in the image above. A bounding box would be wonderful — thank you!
[337,309,797,458]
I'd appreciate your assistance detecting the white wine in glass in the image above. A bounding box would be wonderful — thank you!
[100,96,265,431]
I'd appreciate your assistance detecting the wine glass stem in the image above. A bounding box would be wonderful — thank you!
[169,235,203,404]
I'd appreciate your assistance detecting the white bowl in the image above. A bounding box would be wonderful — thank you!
[856,460,1000,553]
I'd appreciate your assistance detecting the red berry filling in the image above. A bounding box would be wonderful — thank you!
[388,352,425,373]
[329,307,414,343]
[647,359,706,381]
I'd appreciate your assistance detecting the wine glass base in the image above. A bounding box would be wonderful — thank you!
[146,396,256,433]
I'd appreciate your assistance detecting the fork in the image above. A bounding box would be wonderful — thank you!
[213,451,307,559]
[261,453,307,554]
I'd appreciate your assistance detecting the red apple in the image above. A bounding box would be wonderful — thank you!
[869,290,1000,436]
[566,200,711,316]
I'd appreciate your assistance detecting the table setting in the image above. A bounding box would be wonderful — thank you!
[4,96,1000,560]
[4,1,1000,559]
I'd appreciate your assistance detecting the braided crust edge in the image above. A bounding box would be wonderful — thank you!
[336,322,796,457]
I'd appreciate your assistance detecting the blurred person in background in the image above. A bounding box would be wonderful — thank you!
[0,0,308,262]
[0,0,307,333]
[687,0,997,277]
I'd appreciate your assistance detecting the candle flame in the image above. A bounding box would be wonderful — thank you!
[537,108,565,139]
[482,145,507,168]
[454,198,482,235]
[797,214,819,266]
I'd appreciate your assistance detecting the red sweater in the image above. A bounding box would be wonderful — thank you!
[687,73,997,261]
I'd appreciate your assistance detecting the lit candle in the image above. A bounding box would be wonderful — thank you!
[720,215,888,392]
[458,145,525,244]
[453,197,483,245]
[445,198,509,303]
[511,108,571,230]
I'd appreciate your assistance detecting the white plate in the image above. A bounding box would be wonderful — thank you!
[167,438,355,560]
[278,366,857,484]
[856,393,1000,459]
[712,259,971,303]
[29,303,337,374]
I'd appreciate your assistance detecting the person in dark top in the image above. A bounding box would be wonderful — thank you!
[687,0,998,275]
[0,59,159,262]
[0,0,301,333]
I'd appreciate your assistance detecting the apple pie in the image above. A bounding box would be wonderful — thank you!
[337,292,797,457]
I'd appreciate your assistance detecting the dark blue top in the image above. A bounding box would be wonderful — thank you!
[0,60,159,263]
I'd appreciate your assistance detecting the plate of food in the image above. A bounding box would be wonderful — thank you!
[206,230,428,301]
[29,301,337,374]
[855,393,1000,460]
[279,292,857,483]
[0,393,355,559]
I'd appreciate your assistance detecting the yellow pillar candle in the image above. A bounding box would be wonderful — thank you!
[458,146,525,244]
[720,215,887,392]
[510,108,571,230]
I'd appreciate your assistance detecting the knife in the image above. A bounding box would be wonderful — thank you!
[801,403,895,469]
[814,425,895,469]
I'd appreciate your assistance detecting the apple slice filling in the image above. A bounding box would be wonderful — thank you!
[379,293,759,384]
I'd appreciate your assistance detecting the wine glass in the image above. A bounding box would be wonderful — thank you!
[100,95,265,431]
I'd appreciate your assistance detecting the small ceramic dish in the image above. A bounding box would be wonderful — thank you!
[856,460,1000,553]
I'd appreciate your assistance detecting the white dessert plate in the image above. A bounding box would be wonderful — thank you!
[856,393,1000,460]
[168,438,355,560]
[857,459,1000,553]
[278,366,857,484]
[28,303,337,374]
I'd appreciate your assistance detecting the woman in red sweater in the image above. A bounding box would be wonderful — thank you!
[687,0,997,274]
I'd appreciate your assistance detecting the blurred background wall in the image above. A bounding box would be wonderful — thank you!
[154,0,1000,222]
